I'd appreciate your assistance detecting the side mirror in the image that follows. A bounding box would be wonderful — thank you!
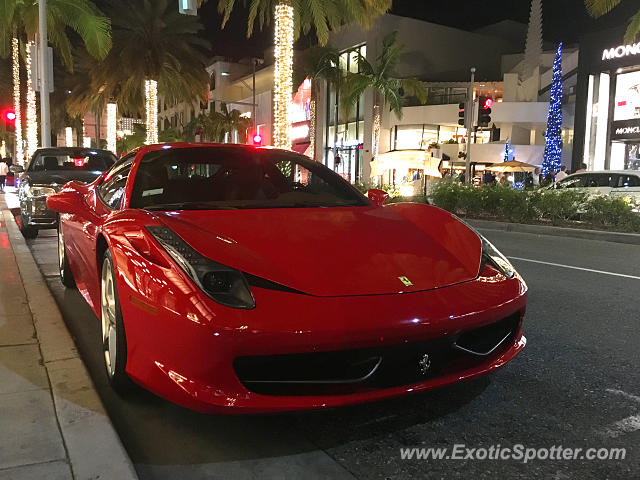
[367,189,389,207]
[46,191,84,216]
[10,165,24,174]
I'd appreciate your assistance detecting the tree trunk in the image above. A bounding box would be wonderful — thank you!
[25,41,38,160]
[273,1,294,149]
[12,36,24,165]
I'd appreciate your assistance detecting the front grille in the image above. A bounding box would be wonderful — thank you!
[234,314,521,396]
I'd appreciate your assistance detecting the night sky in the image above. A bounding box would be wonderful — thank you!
[101,0,639,58]
[195,0,638,58]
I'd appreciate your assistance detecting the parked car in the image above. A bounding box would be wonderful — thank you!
[47,143,528,414]
[12,147,116,238]
[554,170,640,202]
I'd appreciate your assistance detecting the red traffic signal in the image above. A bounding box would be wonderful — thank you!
[252,133,263,145]
[3,109,16,132]
[477,96,492,127]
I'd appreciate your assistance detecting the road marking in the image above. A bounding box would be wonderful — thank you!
[606,388,640,404]
[603,389,640,438]
[507,257,640,281]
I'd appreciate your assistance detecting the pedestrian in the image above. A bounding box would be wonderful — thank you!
[0,157,8,193]
[555,166,568,182]
[544,170,555,185]
[524,172,534,189]
[533,167,541,187]
[575,163,588,173]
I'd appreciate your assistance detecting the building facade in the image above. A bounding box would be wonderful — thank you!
[574,27,640,172]
[315,14,578,186]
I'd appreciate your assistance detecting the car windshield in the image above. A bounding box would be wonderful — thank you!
[29,150,116,172]
[130,147,370,210]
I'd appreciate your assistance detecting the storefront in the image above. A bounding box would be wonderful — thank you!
[574,27,640,171]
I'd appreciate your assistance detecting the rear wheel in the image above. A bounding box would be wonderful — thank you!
[57,224,75,288]
[101,250,131,393]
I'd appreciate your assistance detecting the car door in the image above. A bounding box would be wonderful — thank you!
[70,155,134,309]
[585,173,617,197]
[611,173,640,202]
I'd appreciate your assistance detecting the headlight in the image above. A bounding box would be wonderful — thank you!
[146,226,255,309]
[481,236,515,278]
[23,185,56,198]
[452,214,515,278]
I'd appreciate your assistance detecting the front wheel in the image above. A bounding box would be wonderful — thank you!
[101,250,131,394]
[19,215,38,239]
[57,224,76,288]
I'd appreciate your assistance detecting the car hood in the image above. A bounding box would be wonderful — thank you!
[24,170,103,188]
[153,204,482,297]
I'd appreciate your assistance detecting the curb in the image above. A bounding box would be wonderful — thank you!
[467,218,640,245]
[2,209,138,480]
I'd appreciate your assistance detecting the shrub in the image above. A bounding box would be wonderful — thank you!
[427,180,640,233]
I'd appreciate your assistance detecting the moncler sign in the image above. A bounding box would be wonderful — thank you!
[602,42,640,61]
[616,126,640,135]
[611,119,640,140]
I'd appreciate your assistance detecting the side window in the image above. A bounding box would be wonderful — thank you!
[587,173,616,187]
[617,175,640,188]
[98,158,133,209]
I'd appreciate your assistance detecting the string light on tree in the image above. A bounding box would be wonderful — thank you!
[106,103,117,152]
[25,42,38,159]
[12,38,24,165]
[273,2,294,150]
[542,43,563,177]
[372,105,381,158]
[503,138,514,162]
[65,127,73,147]
[145,79,158,144]
[1,140,6,158]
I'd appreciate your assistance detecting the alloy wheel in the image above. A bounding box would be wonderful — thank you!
[101,257,117,378]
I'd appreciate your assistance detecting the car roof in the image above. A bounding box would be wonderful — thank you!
[567,171,640,176]
[33,147,115,156]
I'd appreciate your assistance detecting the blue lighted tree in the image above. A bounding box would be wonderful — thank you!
[503,138,514,162]
[542,43,563,177]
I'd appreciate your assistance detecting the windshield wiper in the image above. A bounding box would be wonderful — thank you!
[143,202,238,211]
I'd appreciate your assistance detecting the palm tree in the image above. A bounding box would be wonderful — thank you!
[80,0,210,145]
[0,0,111,162]
[341,31,427,158]
[216,0,392,149]
[585,0,640,43]
[300,45,345,160]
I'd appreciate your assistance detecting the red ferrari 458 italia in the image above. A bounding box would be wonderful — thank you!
[47,143,527,413]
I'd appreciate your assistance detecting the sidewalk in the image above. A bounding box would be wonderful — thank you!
[0,193,137,480]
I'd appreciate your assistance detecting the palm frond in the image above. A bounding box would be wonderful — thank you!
[584,0,622,18]
[400,78,427,104]
[625,9,640,43]
[0,0,18,58]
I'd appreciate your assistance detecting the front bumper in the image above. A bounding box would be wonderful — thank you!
[109,239,528,414]
[20,196,58,228]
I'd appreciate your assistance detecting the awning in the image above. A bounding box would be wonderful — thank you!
[371,150,442,177]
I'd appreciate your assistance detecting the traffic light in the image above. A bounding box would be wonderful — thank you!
[458,103,466,127]
[477,96,493,127]
[3,109,16,132]
[252,133,263,146]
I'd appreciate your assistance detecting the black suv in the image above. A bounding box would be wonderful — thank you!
[12,147,116,238]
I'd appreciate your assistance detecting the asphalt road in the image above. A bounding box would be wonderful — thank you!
[19,220,640,479]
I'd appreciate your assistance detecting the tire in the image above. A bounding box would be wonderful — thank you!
[57,223,76,288]
[100,250,132,394]
[19,215,38,239]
